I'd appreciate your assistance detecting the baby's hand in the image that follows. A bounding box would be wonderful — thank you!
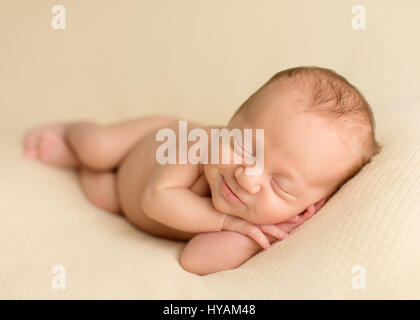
[222,215,287,250]
[259,203,320,239]
[221,199,326,250]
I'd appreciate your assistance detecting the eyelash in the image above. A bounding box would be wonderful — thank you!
[230,139,294,198]
[271,177,293,198]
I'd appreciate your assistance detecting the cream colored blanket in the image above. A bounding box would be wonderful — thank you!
[0,0,419,299]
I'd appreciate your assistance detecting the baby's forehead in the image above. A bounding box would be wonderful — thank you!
[265,113,351,162]
[236,93,352,157]
[241,102,308,135]
[245,89,311,121]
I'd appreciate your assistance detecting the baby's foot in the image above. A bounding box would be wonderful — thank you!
[23,123,78,167]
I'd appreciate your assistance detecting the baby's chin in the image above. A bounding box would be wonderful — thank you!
[210,194,233,215]
[209,194,246,222]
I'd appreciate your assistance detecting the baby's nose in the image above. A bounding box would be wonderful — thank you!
[234,166,261,194]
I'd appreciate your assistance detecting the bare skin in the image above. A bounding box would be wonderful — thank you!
[22,118,328,275]
[23,88,351,275]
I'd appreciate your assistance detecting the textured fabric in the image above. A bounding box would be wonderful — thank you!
[0,0,419,299]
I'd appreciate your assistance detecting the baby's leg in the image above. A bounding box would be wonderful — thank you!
[23,115,173,171]
[23,116,173,214]
[23,123,79,167]
[79,168,120,214]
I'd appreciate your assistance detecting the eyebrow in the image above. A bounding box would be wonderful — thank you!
[285,171,300,186]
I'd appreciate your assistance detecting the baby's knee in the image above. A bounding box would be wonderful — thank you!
[79,169,120,214]
[67,123,112,170]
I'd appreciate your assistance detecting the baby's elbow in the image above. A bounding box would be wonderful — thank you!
[179,249,209,276]
[180,239,235,276]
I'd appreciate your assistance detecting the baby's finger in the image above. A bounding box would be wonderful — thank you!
[247,227,271,250]
[285,215,301,224]
[274,222,299,233]
[300,207,316,221]
[259,225,289,241]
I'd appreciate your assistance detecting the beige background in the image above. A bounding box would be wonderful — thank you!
[1,0,420,137]
[0,0,419,299]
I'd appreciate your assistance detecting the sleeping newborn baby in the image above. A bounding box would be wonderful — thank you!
[23,66,381,275]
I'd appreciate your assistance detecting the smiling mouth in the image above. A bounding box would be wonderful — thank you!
[221,176,246,206]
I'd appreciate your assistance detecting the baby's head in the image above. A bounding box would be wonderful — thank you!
[204,66,381,224]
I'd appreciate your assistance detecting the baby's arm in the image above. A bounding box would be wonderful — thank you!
[180,204,322,275]
[180,231,276,275]
[141,163,282,248]
[141,163,226,233]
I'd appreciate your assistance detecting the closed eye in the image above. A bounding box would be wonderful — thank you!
[271,177,295,198]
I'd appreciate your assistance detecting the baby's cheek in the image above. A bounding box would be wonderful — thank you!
[265,197,308,222]
[211,193,231,215]
[256,200,288,223]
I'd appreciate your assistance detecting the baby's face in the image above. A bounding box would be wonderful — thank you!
[204,88,353,224]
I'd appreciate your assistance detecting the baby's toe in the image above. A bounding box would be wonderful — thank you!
[23,130,41,158]
[38,133,60,161]
[23,148,37,159]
